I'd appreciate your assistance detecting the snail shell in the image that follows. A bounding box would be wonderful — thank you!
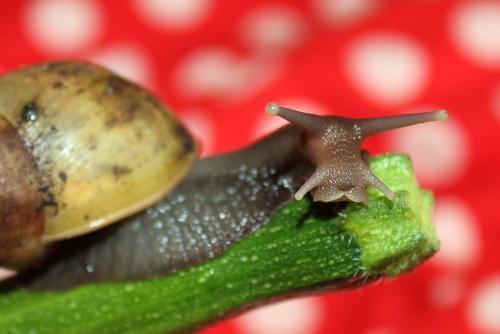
[0,62,198,267]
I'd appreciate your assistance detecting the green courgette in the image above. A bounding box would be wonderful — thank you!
[0,154,439,334]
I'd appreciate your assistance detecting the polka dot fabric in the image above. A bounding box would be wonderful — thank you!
[1,0,499,333]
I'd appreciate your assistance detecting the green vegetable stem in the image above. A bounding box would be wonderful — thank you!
[0,154,439,334]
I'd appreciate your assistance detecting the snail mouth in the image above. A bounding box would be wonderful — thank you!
[310,188,345,203]
[311,186,368,204]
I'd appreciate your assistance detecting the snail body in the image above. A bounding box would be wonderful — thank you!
[0,61,447,289]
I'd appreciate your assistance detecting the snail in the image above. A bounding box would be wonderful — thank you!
[0,62,448,290]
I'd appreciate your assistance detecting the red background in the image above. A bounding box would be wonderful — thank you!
[1,1,499,333]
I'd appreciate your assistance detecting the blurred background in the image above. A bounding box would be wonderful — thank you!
[1,0,499,333]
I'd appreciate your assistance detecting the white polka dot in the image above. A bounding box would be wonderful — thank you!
[133,0,213,31]
[428,274,466,308]
[175,47,249,99]
[0,267,17,281]
[235,297,323,334]
[174,47,279,102]
[251,97,331,140]
[239,6,309,57]
[430,197,480,269]
[344,33,431,107]
[89,43,154,89]
[313,0,380,26]
[387,107,470,188]
[24,0,103,55]
[178,109,216,157]
[449,1,500,69]
[468,274,500,333]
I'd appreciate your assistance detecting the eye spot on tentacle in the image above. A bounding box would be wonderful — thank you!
[266,103,447,204]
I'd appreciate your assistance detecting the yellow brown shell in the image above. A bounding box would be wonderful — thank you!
[0,62,198,267]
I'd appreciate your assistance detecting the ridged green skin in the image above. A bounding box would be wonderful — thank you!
[0,154,439,334]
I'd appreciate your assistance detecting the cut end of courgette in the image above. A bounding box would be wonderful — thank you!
[342,154,440,277]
